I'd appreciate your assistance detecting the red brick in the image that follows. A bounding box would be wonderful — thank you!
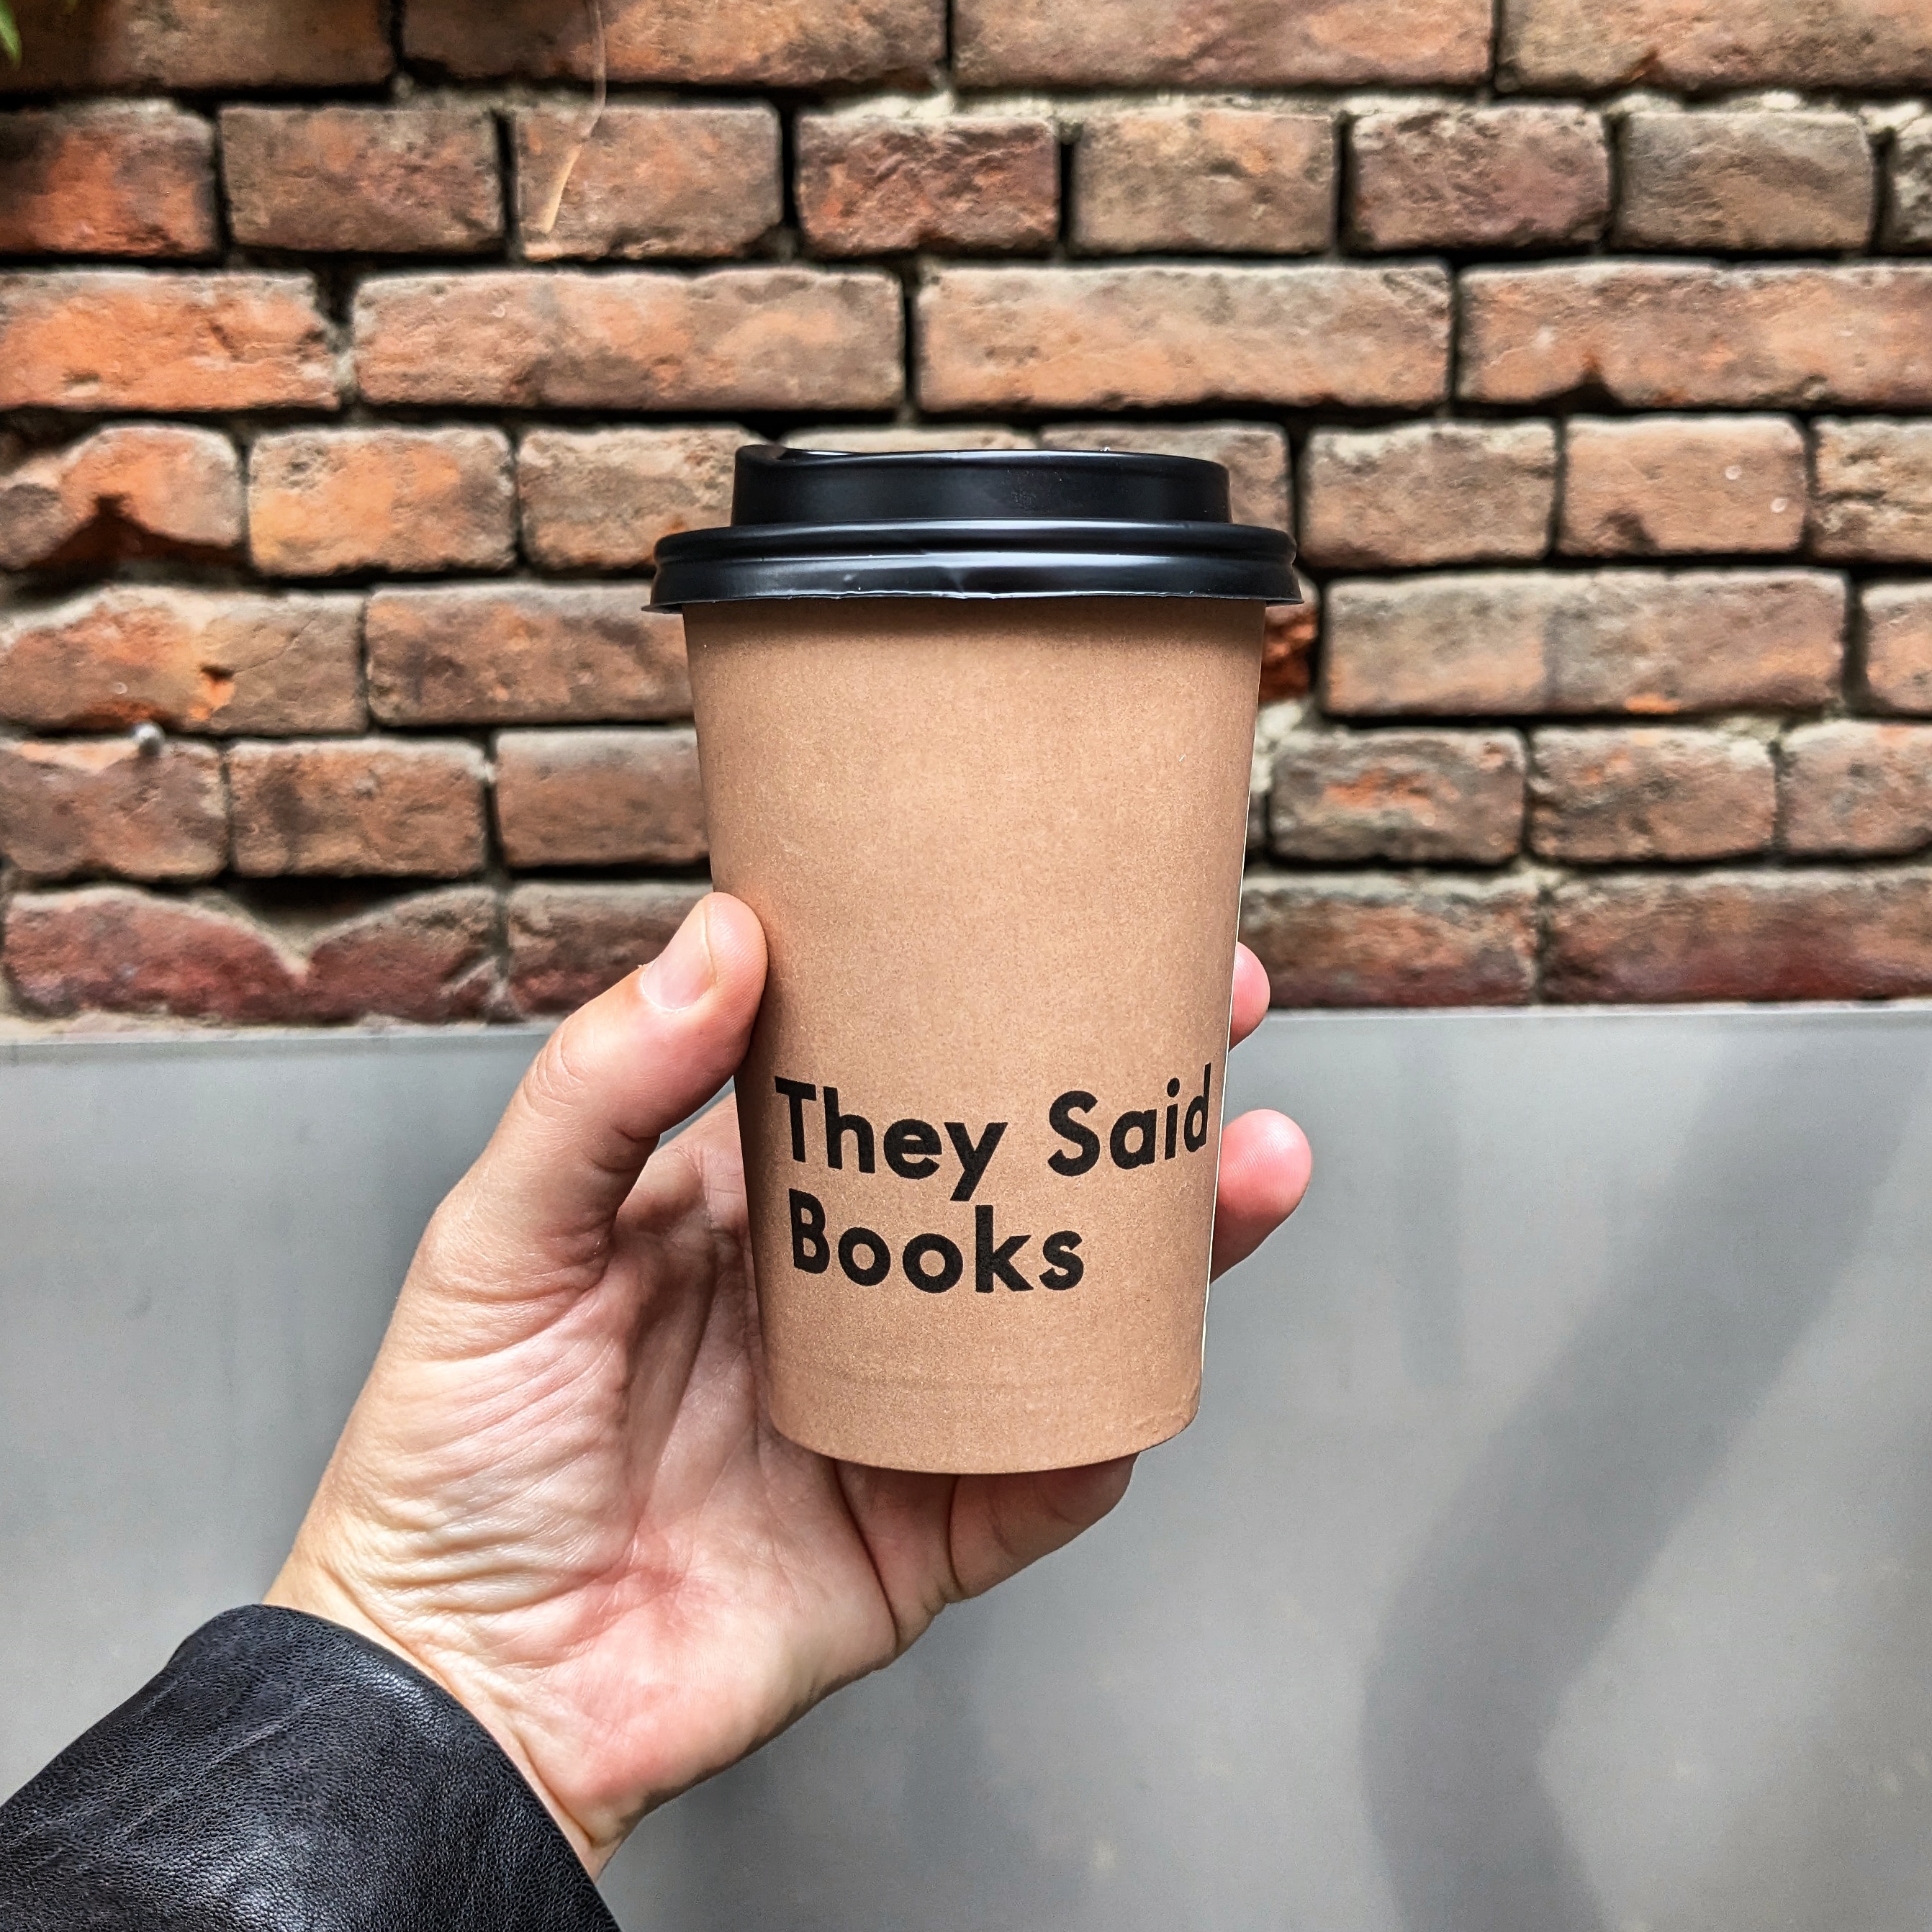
[1240,873,1538,1007]
[1461,265,1932,409]
[918,266,1448,413]
[1530,727,1775,862]
[1616,112,1874,254]
[1261,586,1319,704]
[0,589,364,735]
[354,269,901,412]
[302,890,502,1024]
[1502,0,1932,91]
[0,425,240,572]
[957,0,1489,85]
[1864,584,1932,715]
[1547,870,1932,1003]
[1781,721,1932,857]
[1269,730,1525,863]
[1887,119,1932,250]
[404,0,941,86]
[3,885,497,1024]
[507,880,710,1015]
[1073,107,1332,256]
[518,105,780,262]
[4,888,295,1022]
[1815,420,1932,564]
[0,738,225,882]
[518,427,743,573]
[495,728,705,868]
[1299,423,1554,569]
[798,116,1057,258]
[0,0,391,92]
[782,425,1034,453]
[366,587,690,727]
[1324,571,1844,718]
[228,740,488,880]
[0,272,337,413]
[1039,422,1288,530]
[1561,417,1805,558]
[249,430,514,579]
[1350,107,1607,252]
[0,104,213,256]
[220,107,501,256]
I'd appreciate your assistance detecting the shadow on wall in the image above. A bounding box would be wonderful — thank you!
[1360,1029,1932,1932]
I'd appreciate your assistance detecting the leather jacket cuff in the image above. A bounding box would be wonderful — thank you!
[0,1604,615,1931]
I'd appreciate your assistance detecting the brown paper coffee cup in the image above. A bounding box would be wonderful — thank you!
[655,448,1296,1473]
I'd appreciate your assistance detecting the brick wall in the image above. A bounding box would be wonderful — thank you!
[2,0,1931,1024]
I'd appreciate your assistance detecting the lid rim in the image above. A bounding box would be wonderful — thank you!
[648,443,1299,608]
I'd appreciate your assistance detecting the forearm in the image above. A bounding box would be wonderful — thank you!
[0,1606,614,1932]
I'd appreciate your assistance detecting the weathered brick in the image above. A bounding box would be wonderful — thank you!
[220,107,501,256]
[1269,730,1525,863]
[1548,870,1932,1003]
[0,738,226,883]
[1073,107,1332,256]
[228,740,488,880]
[1782,721,1932,857]
[1502,0,1932,92]
[1815,420,1932,564]
[1864,584,1932,715]
[1461,265,1932,409]
[799,116,1056,257]
[518,427,744,573]
[404,0,941,86]
[1561,416,1806,558]
[0,272,337,413]
[507,880,710,1015]
[354,270,901,412]
[495,728,706,868]
[1616,112,1874,254]
[249,429,514,579]
[366,587,690,727]
[518,104,780,261]
[0,589,364,735]
[1240,873,1538,1007]
[957,0,1490,86]
[1261,587,1319,704]
[1887,119,1932,250]
[783,425,1034,452]
[1350,107,1608,252]
[919,266,1448,412]
[0,425,240,571]
[1325,571,1844,718]
[0,104,214,256]
[1530,727,1775,862]
[3,885,497,1024]
[1039,422,1288,530]
[1299,423,1555,569]
[0,0,391,93]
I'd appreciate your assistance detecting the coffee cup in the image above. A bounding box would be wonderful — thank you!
[653,446,1296,1473]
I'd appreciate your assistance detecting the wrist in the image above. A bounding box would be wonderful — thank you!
[263,1555,607,1874]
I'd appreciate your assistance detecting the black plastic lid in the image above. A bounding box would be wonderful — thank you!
[650,445,1299,608]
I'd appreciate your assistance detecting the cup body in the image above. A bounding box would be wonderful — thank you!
[686,595,1262,1473]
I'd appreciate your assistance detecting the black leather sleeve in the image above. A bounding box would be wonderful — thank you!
[0,1605,618,1931]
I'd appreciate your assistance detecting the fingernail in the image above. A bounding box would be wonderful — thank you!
[641,902,716,1012]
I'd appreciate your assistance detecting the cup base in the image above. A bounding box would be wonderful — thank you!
[766,1360,1200,1475]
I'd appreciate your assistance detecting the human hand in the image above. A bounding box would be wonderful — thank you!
[267,894,1312,1874]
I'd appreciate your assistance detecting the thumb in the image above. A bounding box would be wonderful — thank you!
[428,892,767,1302]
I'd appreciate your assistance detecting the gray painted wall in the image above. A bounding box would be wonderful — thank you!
[5,1009,1931,1931]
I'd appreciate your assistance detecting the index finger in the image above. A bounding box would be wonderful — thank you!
[1230,942,1270,1047]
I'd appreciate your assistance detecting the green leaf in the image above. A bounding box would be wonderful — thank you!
[0,4,21,67]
